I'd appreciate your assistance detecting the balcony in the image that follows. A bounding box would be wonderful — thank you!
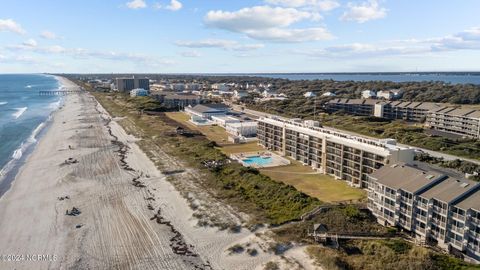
[432,205,447,215]
[450,225,465,234]
[415,215,427,222]
[450,239,465,250]
[451,212,466,221]
[416,202,428,210]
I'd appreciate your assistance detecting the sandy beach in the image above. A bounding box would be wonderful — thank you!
[0,77,319,270]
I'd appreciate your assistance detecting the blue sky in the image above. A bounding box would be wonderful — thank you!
[0,0,480,73]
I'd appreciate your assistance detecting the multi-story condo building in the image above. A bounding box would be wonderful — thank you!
[368,163,480,263]
[378,101,443,122]
[326,98,377,116]
[426,107,480,138]
[326,98,480,139]
[327,99,442,122]
[115,77,150,92]
[152,93,202,109]
[257,116,414,188]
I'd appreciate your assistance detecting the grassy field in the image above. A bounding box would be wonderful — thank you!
[165,112,230,145]
[260,160,366,203]
[220,142,264,155]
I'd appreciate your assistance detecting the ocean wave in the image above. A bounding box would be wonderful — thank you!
[25,85,33,88]
[12,148,23,160]
[12,121,46,159]
[0,101,7,106]
[0,120,49,181]
[12,107,27,119]
[48,100,62,110]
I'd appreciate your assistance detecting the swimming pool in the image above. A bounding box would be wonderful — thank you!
[242,156,273,167]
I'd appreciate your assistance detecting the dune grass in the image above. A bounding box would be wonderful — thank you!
[92,93,321,225]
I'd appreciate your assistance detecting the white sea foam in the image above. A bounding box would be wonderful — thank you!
[48,100,61,110]
[0,121,49,181]
[25,85,33,88]
[12,107,27,119]
[12,148,22,160]
[0,101,7,105]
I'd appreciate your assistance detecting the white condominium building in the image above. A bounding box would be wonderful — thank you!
[256,116,414,188]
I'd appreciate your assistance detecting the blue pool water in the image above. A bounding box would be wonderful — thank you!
[242,156,273,166]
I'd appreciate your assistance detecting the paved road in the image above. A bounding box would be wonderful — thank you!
[229,104,480,165]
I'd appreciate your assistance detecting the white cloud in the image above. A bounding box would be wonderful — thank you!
[180,50,201,57]
[341,0,386,23]
[247,27,332,43]
[4,41,173,66]
[0,19,26,34]
[265,0,340,11]
[296,26,480,58]
[22,39,38,48]
[175,39,265,51]
[455,27,480,41]
[205,6,314,32]
[204,5,330,42]
[165,0,182,11]
[299,43,428,58]
[0,54,39,64]
[44,45,67,53]
[40,30,57,39]
[126,0,147,9]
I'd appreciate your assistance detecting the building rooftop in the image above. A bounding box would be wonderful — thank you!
[455,189,480,212]
[189,103,229,114]
[418,177,478,204]
[226,121,257,127]
[370,163,443,194]
[444,108,477,117]
[259,116,411,155]
[467,110,480,119]
[431,106,455,113]
[416,102,443,111]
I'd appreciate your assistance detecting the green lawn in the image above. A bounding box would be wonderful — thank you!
[260,160,366,203]
[220,142,264,155]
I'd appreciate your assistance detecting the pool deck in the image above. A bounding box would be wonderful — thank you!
[230,151,290,168]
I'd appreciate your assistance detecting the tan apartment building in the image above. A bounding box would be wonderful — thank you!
[368,163,480,263]
[426,107,480,138]
[257,116,414,188]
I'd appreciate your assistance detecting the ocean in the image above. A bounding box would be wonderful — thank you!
[0,74,62,194]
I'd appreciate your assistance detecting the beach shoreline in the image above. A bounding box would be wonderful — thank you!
[0,75,68,198]
[0,77,318,270]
